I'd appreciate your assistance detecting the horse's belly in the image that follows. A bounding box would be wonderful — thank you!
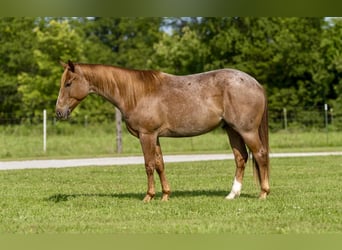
[160,111,223,137]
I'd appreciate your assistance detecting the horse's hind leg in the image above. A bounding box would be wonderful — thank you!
[225,126,248,200]
[155,138,171,201]
[241,131,270,199]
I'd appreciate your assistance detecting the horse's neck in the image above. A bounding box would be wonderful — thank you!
[85,66,134,114]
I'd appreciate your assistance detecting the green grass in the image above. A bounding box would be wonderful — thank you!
[1,123,342,159]
[1,156,342,234]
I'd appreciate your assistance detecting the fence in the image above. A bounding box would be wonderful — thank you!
[0,106,341,158]
[1,104,338,130]
[0,104,339,130]
[268,104,338,131]
[0,104,340,135]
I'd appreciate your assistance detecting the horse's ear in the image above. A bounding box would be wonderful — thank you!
[60,61,67,68]
[68,60,75,72]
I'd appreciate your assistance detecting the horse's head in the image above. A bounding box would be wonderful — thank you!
[56,60,89,120]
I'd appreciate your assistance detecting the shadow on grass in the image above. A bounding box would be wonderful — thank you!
[46,192,143,202]
[46,190,255,203]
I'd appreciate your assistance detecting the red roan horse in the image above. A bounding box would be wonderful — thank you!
[56,61,270,202]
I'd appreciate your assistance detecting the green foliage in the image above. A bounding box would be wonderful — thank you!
[151,26,207,74]
[1,17,342,129]
[17,20,86,117]
[0,17,36,122]
[322,18,342,128]
[83,17,162,68]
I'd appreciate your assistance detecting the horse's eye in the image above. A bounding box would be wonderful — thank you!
[65,82,72,87]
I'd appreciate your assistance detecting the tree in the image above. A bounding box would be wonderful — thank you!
[17,19,86,118]
[0,17,37,123]
[83,17,163,69]
[265,18,330,129]
[150,25,207,74]
[321,18,342,127]
[1,17,342,130]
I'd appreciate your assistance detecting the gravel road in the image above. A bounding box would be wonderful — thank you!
[1,152,342,170]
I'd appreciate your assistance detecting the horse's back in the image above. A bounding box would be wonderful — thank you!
[150,69,265,136]
[206,68,261,88]
[165,68,266,131]
[163,68,261,90]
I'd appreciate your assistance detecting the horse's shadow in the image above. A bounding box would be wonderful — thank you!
[46,190,255,203]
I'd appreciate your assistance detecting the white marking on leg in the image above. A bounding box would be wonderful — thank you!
[225,177,242,200]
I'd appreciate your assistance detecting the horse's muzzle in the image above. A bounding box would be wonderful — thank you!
[56,108,70,120]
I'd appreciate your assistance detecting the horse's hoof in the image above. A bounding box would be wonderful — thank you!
[259,192,268,200]
[161,194,169,201]
[143,194,154,202]
[225,191,240,200]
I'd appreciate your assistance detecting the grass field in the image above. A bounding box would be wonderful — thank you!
[1,156,341,234]
[1,124,342,234]
[1,123,342,159]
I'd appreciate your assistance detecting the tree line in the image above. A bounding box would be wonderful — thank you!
[1,17,342,130]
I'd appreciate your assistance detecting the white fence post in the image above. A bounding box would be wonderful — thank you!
[324,104,328,143]
[43,109,47,152]
[283,107,287,130]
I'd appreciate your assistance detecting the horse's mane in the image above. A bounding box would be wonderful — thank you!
[76,63,163,110]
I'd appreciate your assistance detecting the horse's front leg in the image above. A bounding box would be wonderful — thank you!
[139,133,158,202]
[155,138,171,201]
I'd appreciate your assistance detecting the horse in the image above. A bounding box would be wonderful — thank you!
[56,60,270,202]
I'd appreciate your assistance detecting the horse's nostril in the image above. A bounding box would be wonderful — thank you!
[56,109,70,120]
[56,110,63,119]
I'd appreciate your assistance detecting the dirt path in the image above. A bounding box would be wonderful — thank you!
[1,152,342,170]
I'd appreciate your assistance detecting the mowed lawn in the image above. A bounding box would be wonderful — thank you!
[0,156,341,234]
[2,123,342,159]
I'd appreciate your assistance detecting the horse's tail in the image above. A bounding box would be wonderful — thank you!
[252,95,270,188]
